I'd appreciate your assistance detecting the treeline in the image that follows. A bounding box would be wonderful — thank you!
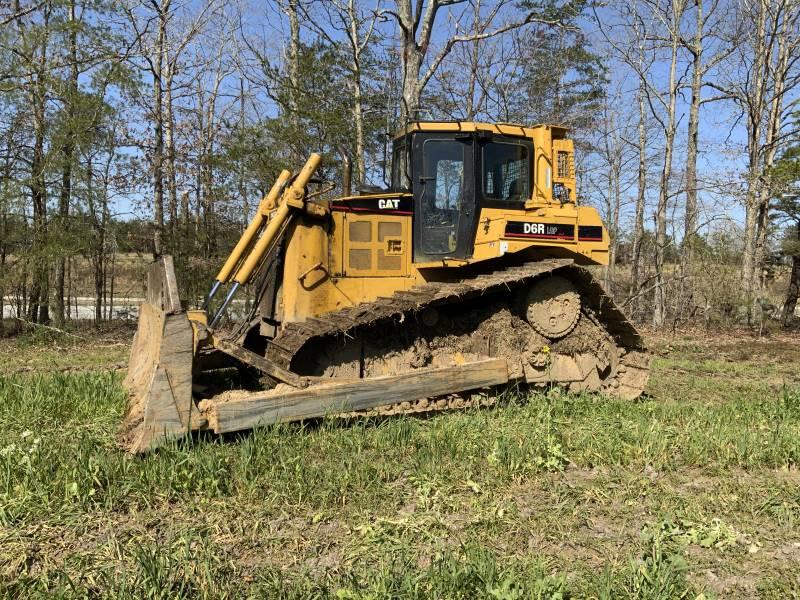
[0,0,799,330]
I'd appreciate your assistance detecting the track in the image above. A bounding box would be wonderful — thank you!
[264,258,650,403]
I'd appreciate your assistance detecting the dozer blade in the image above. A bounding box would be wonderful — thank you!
[118,256,200,453]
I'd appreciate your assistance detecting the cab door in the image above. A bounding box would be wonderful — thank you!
[411,133,475,262]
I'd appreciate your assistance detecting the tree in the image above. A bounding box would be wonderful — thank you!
[770,142,800,325]
[300,0,382,186]
[381,0,575,121]
[512,15,606,130]
[428,1,605,134]
[679,0,735,306]
[49,0,131,325]
[10,0,55,324]
[710,0,800,319]
[650,0,687,328]
[123,0,216,258]
[598,0,689,327]
[583,88,639,293]
[51,0,79,326]
[630,80,649,310]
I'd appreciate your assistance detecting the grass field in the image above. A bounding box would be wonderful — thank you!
[0,326,798,598]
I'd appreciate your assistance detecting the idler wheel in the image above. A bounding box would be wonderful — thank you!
[525,276,581,339]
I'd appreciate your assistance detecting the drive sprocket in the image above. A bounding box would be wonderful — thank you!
[524,275,581,339]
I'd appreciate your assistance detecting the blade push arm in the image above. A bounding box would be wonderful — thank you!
[205,169,292,307]
[209,153,322,327]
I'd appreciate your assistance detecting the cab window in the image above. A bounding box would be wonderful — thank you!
[420,139,465,255]
[391,141,410,191]
[482,141,531,203]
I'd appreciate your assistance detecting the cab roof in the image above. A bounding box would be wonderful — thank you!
[393,121,569,142]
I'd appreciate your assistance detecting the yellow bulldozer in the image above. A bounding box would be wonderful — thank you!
[119,121,650,453]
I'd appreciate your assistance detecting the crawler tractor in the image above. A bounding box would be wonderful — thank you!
[119,122,650,453]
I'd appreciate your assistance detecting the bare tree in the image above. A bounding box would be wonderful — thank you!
[12,0,53,323]
[283,0,301,156]
[650,0,687,327]
[679,0,735,307]
[300,0,381,184]
[52,0,79,326]
[597,0,688,327]
[584,90,639,294]
[380,0,566,120]
[706,0,800,318]
[631,80,648,307]
[194,42,235,257]
[124,0,216,258]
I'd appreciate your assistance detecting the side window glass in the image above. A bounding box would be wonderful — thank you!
[434,159,463,210]
[391,143,410,191]
[482,142,530,203]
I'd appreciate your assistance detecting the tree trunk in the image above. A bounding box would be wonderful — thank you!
[86,155,103,323]
[652,1,683,328]
[0,207,4,325]
[29,82,49,324]
[238,78,248,228]
[20,2,51,325]
[351,63,366,185]
[741,193,760,306]
[54,0,79,327]
[109,243,116,320]
[285,0,301,162]
[181,190,191,241]
[753,199,770,290]
[1,145,9,327]
[740,0,768,314]
[607,160,621,293]
[401,49,423,121]
[682,0,703,301]
[394,0,426,121]
[464,0,482,120]
[345,0,367,184]
[755,10,792,292]
[631,82,647,311]
[202,152,214,257]
[151,1,169,258]
[165,65,178,255]
[0,199,5,328]
[781,222,800,326]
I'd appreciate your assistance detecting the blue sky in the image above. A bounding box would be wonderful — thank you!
[109,0,796,242]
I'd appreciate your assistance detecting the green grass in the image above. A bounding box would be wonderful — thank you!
[0,323,131,374]
[0,333,799,598]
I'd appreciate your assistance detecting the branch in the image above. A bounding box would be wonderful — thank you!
[376,7,412,38]
[0,1,47,26]
[622,274,691,309]
[420,12,567,89]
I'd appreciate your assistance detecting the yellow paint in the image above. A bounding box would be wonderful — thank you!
[239,123,608,326]
[234,154,321,285]
[186,309,207,325]
[214,170,291,285]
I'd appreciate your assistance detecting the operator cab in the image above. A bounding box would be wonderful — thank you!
[391,124,535,262]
